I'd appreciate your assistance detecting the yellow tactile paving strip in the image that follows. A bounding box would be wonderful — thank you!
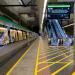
[34,38,74,75]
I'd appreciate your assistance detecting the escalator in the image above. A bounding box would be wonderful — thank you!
[46,21,52,38]
[50,25,58,46]
[47,20,58,46]
[52,19,67,38]
[51,19,72,46]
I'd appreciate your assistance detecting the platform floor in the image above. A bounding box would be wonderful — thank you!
[5,37,74,75]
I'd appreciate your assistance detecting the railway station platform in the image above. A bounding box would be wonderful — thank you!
[2,37,74,75]
[0,0,74,75]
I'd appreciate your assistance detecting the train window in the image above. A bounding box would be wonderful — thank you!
[15,31,19,41]
[18,30,23,41]
[10,29,18,42]
[22,32,26,40]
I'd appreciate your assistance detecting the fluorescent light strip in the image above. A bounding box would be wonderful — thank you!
[62,23,74,28]
[40,0,48,30]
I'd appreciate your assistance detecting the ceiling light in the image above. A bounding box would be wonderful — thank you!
[40,0,48,30]
[62,23,74,28]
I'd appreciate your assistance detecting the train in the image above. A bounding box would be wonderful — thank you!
[0,15,38,46]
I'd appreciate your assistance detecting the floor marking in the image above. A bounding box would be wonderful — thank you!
[40,48,57,53]
[34,39,41,75]
[42,61,72,64]
[72,72,75,75]
[6,40,37,75]
[40,50,55,55]
[39,50,58,56]
[51,61,73,75]
[49,46,72,47]
[39,48,68,56]
[39,50,72,65]
[37,54,73,72]
[39,49,70,60]
[39,48,73,56]
[39,49,52,53]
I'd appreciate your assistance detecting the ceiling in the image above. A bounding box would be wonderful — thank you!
[0,0,74,34]
[0,0,40,32]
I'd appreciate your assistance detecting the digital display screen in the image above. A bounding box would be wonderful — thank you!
[47,5,71,19]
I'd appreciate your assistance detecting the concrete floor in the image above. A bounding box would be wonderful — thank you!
[36,37,74,75]
[9,39,39,75]
[0,37,74,75]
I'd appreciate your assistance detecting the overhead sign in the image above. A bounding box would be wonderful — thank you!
[47,4,71,19]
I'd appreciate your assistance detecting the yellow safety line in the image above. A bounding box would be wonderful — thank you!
[39,50,58,56]
[42,61,71,64]
[39,48,64,56]
[37,54,73,72]
[6,40,36,75]
[40,49,56,54]
[34,40,40,75]
[49,46,70,47]
[39,48,50,52]
[40,49,73,59]
[39,50,72,65]
[49,46,63,47]
[51,61,73,75]
[39,47,73,56]
[72,72,75,75]
[39,49,71,60]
